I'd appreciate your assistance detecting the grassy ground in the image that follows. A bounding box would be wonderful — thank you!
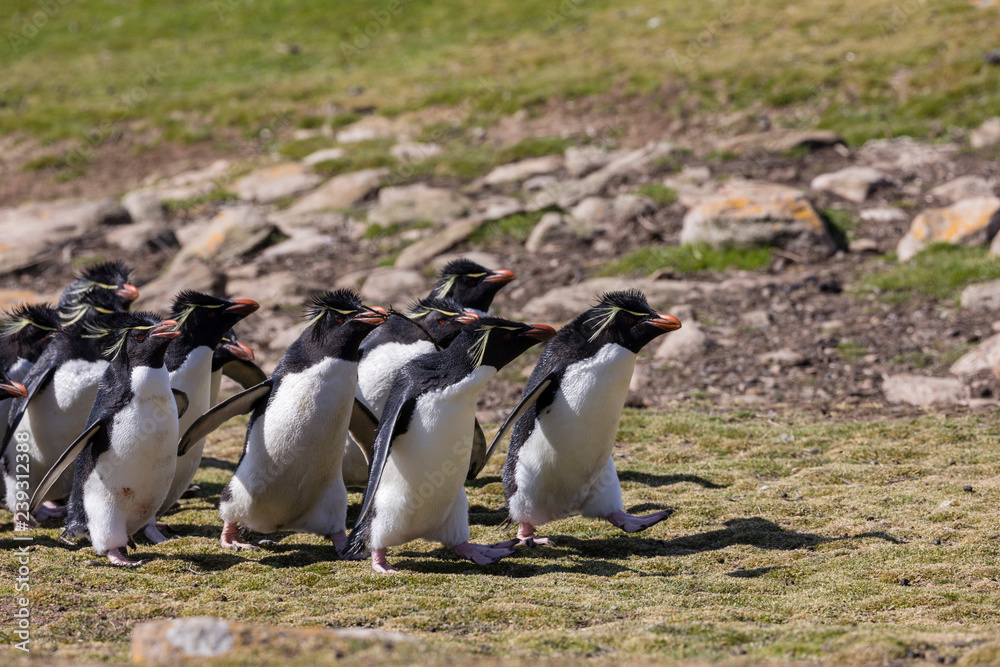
[2,0,998,148]
[5,407,1000,665]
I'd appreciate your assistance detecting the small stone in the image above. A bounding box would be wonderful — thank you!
[933,539,941,545]
[758,349,807,366]
[849,238,880,253]
[368,184,472,227]
[482,155,563,186]
[284,168,387,216]
[929,175,996,203]
[949,333,1000,375]
[389,141,442,163]
[717,129,844,155]
[897,196,1000,261]
[525,212,593,253]
[882,374,970,406]
[900,578,910,586]
[859,207,908,224]
[175,207,284,262]
[654,305,707,361]
[233,163,322,203]
[810,166,892,203]
[564,145,617,178]
[960,280,1000,310]
[963,484,974,493]
[106,222,180,254]
[970,118,1000,149]
[612,194,657,224]
[121,189,166,224]
[358,268,428,305]
[570,197,613,229]
[301,148,346,166]
[740,310,772,329]
[522,174,558,192]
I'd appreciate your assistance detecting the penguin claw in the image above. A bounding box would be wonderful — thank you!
[220,523,258,551]
[453,541,516,566]
[329,531,366,560]
[33,501,67,522]
[107,548,144,567]
[515,523,554,547]
[371,548,398,573]
[607,508,674,533]
[15,515,38,531]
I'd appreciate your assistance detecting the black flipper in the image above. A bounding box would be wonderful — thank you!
[177,381,272,456]
[344,390,417,556]
[481,375,555,470]
[221,359,268,389]
[348,398,378,464]
[172,389,189,419]
[29,421,103,513]
[466,419,489,480]
[0,363,56,460]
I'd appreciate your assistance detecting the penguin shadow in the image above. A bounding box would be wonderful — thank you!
[465,474,502,490]
[255,537,343,569]
[468,503,511,527]
[390,547,640,578]
[200,456,237,472]
[726,565,789,578]
[618,471,728,489]
[0,533,86,552]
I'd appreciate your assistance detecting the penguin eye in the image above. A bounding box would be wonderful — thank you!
[207,312,216,318]
[504,332,511,340]
[438,318,446,325]
[337,316,345,324]
[627,317,636,325]
[465,278,476,286]
[136,333,145,341]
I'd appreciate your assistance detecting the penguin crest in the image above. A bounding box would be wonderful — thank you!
[83,311,164,360]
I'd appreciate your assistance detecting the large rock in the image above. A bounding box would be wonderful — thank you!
[368,184,472,227]
[106,222,179,254]
[525,212,592,253]
[0,199,115,274]
[663,165,718,207]
[358,268,428,305]
[392,202,527,270]
[970,117,1000,149]
[301,147,346,166]
[482,155,563,186]
[929,175,995,204]
[130,617,415,666]
[232,163,322,203]
[960,280,1000,310]
[0,289,53,310]
[564,145,619,178]
[174,207,283,264]
[135,259,226,313]
[717,129,843,155]
[679,182,836,258]
[896,196,1000,261]
[258,228,334,262]
[810,167,892,203]
[949,333,1000,376]
[653,305,706,360]
[121,189,167,224]
[858,137,958,176]
[283,168,387,216]
[227,271,304,310]
[882,374,969,406]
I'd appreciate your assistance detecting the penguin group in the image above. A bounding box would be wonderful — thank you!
[1,258,682,573]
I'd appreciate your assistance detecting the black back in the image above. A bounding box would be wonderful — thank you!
[0,303,60,370]
[164,291,259,372]
[430,259,513,312]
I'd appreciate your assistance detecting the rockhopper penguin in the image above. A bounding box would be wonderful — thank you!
[177,290,387,554]
[487,290,681,546]
[345,316,556,573]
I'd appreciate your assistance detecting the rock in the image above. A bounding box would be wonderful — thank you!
[368,184,472,227]
[949,333,1000,376]
[758,349,807,366]
[679,182,836,258]
[896,196,1000,261]
[530,141,675,210]
[301,147,346,166]
[473,196,524,220]
[93,198,132,226]
[858,137,958,176]
[334,116,401,144]
[0,199,113,274]
[0,289,53,309]
[483,155,563,186]
[121,189,166,224]
[174,207,284,264]
[525,212,593,253]
[130,617,415,666]
[717,129,843,155]
[564,145,619,178]
[740,310,772,329]
[523,174,558,192]
[849,238,880,253]
[393,202,527,270]
[227,271,303,310]
[569,197,613,229]
[929,175,996,203]
[882,374,969,406]
[135,259,226,313]
[810,166,893,203]
[654,305,706,360]
[970,117,1000,149]
[106,222,179,254]
[663,166,719,208]
[612,194,657,225]
[859,207,908,224]
[961,280,1000,310]
[389,142,442,163]
[258,228,334,262]
[233,163,322,203]
[358,268,428,305]
[283,168,387,216]
[519,277,717,322]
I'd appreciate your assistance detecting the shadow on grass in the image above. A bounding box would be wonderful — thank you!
[390,547,641,577]
[726,565,789,578]
[468,504,511,526]
[465,474,502,489]
[618,472,728,489]
[201,456,237,471]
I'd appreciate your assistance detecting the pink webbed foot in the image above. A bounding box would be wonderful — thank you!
[371,548,398,574]
[330,530,366,560]
[34,500,67,522]
[607,508,674,534]
[453,540,516,566]
[107,547,143,567]
[15,514,38,531]
[220,522,258,551]
[516,523,555,547]
[142,522,170,544]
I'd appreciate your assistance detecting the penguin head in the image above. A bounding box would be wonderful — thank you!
[302,289,388,360]
[84,311,181,369]
[58,261,138,326]
[582,290,681,354]
[403,297,480,349]
[461,316,556,372]
[430,258,515,312]
[170,291,261,352]
[0,303,60,364]
[212,328,255,372]
[0,365,28,401]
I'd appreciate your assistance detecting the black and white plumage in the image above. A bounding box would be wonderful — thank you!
[57,260,139,327]
[490,290,681,546]
[429,258,515,314]
[210,328,266,405]
[0,303,60,382]
[341,297,479,486]
[178,290,386,554]
[152,292,259,536]
[345,316,556,573]
[37,312,183,566]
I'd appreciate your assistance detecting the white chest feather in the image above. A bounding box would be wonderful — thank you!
[160,346,215,512]
[8,358,32,383]
[357,341,434,417]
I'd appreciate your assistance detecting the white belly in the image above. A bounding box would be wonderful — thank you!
[82,366,179,551]
[160,346,213,512]
[509,344,635,524]
[369,366,494,548]
[357,341,435,417]
[221,358,357,534]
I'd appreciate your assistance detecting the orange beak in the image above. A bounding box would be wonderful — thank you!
[224,340,255,361]
[525,323,557,341]
[117,284,139,302]
[151,320,182,339]
[226,299,260,315]
[456,311,481,325]
[648,313,682,332]
[0,380,28,398]
[485,269,515,284]
[357,306,388,326]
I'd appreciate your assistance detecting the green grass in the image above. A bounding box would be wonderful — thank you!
[468,211,547,245]
[855,244,1000,304]
[836,340,867,363]
[600,244,773,276]
[162,188,238,213]
[8,409,1000,665]
[2,1,998,147]
[633,184,678,206]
